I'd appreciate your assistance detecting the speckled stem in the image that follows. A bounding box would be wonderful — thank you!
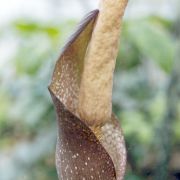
[78,0,128,127]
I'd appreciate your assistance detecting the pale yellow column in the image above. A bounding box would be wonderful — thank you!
[78,0,128,126]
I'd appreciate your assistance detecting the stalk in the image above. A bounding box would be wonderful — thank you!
[78,0,128,126]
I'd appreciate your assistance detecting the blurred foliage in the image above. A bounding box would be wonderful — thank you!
[0,3,180,180]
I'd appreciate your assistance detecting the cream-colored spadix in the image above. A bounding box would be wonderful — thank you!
[78,0,128,126]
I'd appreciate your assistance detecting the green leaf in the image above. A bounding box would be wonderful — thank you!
[14,21,60,38]
[127,20,175,72]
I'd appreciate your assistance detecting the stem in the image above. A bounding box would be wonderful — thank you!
[78,0,128,127]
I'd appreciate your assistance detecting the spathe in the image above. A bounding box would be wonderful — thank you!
[49,10,126,180]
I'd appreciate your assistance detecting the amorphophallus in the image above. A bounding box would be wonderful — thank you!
[49,0,128,179]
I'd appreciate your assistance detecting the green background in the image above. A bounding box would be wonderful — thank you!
[0,0,179,179]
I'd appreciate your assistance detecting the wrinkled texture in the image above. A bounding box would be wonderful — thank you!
[78,0,128,126]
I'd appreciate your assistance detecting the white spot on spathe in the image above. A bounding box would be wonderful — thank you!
[65,165,69,172]
[72,154,77,159]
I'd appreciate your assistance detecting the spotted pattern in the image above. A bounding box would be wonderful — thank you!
[100,116,126,180]
[50,91,116,180]
[49,9,126,180]
[50,10,99,116]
